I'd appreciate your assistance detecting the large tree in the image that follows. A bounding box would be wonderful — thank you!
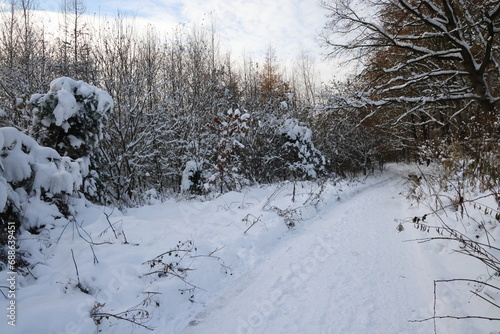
[321,0,500,142]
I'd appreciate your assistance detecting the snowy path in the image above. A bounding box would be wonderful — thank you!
[180,171,433,334]
[5,165,496,334]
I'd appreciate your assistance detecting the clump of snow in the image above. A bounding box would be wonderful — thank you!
[0,127,36,183]
[30,77,113,134]
[68,134,84,148]
[181,160,208,194]
[53,88,78,130]
[49,170,74,195]
[0,127,83,196]
[181,161,198,193]
[281,118,312,142]
[21,196,62,231]
[142,188,159,205]
[32,162,59,194]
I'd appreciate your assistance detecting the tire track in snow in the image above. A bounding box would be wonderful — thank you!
[180,170,433,334]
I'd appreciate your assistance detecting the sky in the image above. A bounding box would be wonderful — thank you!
[39,0,338,84]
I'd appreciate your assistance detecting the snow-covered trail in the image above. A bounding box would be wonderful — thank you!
[4,164,495,334]
[180,170,433,334]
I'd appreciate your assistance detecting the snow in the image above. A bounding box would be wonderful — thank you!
[280,119,325,178]
[0,164,498,333]
[48,170,74,194]
[281,118,312,142]
[32,162,60,193]
[68,134,84,149]
[0,127,84,196]
[1,147,33,183]
[53,88,79,129]
[49,76,114,119]
[181,168,430,334]
[31,77,114,134]
[181,160,203,193]
[0,128,36,183]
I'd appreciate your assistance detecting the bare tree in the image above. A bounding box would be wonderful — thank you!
[59,0,92,80]
[0,0,52,129]
[296,49,317,106]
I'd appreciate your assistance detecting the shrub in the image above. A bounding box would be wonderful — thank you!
[280,118,326,179]
[0,127,86,271]
[402,139,500,327]
[29,77,113,203]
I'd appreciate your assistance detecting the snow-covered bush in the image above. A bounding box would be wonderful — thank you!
[237,112,284,183]
[29,77,113,202]
[0,127,86,267]
[280,119,325,179]
[181,160,209,195]
[210,108,250,192]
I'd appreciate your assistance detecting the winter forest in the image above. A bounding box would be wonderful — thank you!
[0,0,500,333]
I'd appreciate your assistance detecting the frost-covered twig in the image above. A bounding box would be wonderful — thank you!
[242,214,262,234]
[142,240,230,301]
[71,249,89,294]
[103,209,118,239]
[91,293,158,331]
[100,209,129,244]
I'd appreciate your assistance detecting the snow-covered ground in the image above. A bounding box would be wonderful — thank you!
[1,163,499,333]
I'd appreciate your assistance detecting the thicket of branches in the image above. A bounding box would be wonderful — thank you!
[2,0,497,206]
[0,0,389,210]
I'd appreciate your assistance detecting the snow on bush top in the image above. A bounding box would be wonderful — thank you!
[181,160,201,193]
[281,118,312,142]
[30,77,113,133]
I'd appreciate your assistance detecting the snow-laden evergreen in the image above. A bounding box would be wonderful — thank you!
[281,118,326,179]
[0,127,85,230]
[30,77,113,202]
[30,77,112,156]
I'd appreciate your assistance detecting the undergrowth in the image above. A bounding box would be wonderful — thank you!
[401,139,500,332]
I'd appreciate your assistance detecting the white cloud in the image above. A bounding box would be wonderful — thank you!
[174,0,328,61]
[107,0,332,72]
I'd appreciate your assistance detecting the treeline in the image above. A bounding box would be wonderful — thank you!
[0,0,387,207]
